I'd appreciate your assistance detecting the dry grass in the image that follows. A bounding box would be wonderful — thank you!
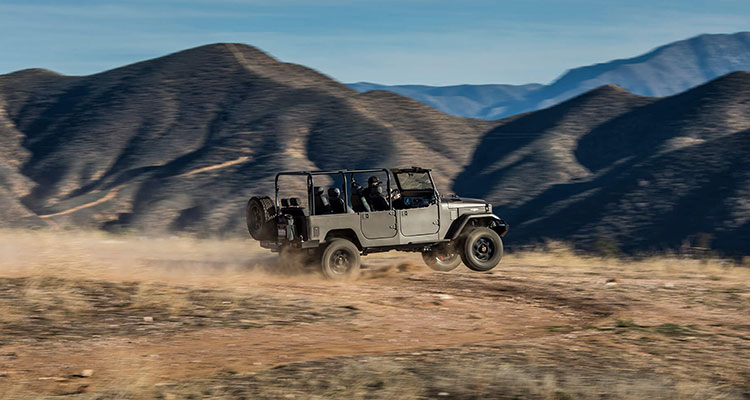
[143,354,743,400]
[505,240,749,279]
[0,230,748,399]
[2,230,746,285]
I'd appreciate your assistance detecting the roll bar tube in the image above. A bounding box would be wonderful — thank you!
[274,168,392,213]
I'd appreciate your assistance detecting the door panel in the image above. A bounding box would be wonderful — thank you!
[361,211,398,239]
[399,204,439,236]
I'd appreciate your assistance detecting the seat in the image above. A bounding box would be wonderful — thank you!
[364,185,389,211]
[281,196,308,239]
[281,197,307,217]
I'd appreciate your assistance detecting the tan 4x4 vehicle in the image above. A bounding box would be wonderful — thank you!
[247,167,508,279]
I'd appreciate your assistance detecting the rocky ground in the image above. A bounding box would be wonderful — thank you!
[0,231,748,399]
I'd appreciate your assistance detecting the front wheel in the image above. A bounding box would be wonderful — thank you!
[320,239,361,280]
[422,243,461,272]
[460,227,503,272]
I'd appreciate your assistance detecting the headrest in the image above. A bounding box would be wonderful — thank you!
[328,188,341,198]
[289,197,301,207]
[314,186,324,195]
[281,198,290,207]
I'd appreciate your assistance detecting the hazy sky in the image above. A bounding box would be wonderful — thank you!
[1,0,748,85]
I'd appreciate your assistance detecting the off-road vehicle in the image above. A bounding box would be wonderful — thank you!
[246,167,508,279]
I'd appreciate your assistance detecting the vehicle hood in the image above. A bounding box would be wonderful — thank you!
[442,196,489,209]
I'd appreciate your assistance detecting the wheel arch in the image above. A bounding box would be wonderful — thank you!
[324,229,363,250]
[447,214,509,239]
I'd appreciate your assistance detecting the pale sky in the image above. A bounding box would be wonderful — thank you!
[1,0,748,85]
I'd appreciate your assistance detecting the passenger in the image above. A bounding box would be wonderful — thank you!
[313,186,331,215]
[328,188,346,214]
[351,181,370,213]
[363,176,389,211]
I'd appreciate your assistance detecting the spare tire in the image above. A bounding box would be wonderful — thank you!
[246,196,276,240]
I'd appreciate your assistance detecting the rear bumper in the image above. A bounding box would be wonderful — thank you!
[260,240,280,251]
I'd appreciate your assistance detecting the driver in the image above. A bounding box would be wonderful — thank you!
[363,175,389,211]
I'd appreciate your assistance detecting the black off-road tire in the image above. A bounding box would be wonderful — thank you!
[246,196,276,240]
[460,227,503,272]
[422,243,461,272]
[320,239,361,280]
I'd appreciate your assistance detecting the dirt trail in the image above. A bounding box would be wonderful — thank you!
[37,185,124,218]
[0,233,748,398]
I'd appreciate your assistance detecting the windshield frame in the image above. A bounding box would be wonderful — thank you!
[393,170,436,192]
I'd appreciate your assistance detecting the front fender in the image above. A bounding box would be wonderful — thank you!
[446,214,509,239]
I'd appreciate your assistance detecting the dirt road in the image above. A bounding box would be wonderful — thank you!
[0,232,748,399]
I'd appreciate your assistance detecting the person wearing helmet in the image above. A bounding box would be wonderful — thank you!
[328,187,346,213]
[350,181,370,212]
[313,186,331,215]
[363,175,389,211]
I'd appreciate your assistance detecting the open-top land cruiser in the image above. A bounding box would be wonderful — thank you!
[246,167,508,279]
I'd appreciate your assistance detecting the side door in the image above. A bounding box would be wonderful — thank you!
[398,204,440,236]
[361,210,398,239]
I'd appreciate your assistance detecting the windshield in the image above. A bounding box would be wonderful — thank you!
[395,171,434,191]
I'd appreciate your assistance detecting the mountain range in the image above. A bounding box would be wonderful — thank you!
[456,72,750,254]
[349,32,750,120]
[1,39,749,255]
[0,43,491,235]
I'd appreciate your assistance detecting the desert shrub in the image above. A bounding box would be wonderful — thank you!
[593,236,621,258]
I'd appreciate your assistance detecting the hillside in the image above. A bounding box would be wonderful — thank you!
[0,43,493,234]
[456,72,750,254]
[350,32,750,119]
[2,43,750,254]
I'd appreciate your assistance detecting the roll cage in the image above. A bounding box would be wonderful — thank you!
[273,167,438,215]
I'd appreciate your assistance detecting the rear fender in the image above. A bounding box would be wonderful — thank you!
[324,229,363,250]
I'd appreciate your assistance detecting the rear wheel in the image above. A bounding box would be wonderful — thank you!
[246,196,276,240]
[320,239,361,280]
[422,243,461,272]
[460,227,503,272]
